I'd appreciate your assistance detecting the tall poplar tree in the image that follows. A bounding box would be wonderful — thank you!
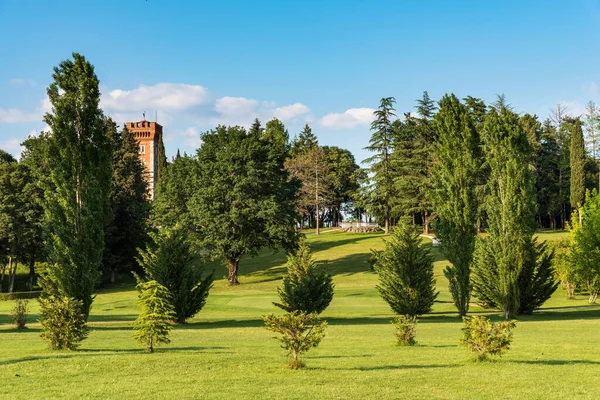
[431,94,480,317]
[41,53,112,317]
[364,97,396,235]
[569,117,586,218]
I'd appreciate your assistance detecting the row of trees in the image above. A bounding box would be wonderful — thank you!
[362,95,600,234]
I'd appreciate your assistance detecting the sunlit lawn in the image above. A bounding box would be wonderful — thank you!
[1,229,599,399]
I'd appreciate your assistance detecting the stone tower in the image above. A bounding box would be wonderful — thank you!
[127,120,163,199]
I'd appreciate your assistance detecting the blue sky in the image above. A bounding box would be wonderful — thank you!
[1,0,600,162]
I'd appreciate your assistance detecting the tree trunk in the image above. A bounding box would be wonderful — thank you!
[226,257,240,285]
[7,256,14,293]
[385,205,390,235]
[423,211,429,235]
[110,269,116,284]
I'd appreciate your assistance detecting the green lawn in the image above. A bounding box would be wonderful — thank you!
[1,230,599,399]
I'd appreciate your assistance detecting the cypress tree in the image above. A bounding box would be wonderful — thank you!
[431,94,480,317]
[472,102,556,319]
[41,53,112,318]
[569,117,586,217]
[373,220,438,317]
[156,135,167,184]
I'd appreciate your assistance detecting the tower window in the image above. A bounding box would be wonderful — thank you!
[140,145,145,154]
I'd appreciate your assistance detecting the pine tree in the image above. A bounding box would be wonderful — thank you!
[133,280,176,353]
[103,122,149,283]
[41,53,112,318]
[137,226,214,323]
[290,124,317,157]
[364,97,397,235]
[373,220,438,317]
[431,94,480,317]
[569,117,586,217]
[274,239,334,315]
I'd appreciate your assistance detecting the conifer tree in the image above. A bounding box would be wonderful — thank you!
[156,135,168,185]
[103,122,149,283]
[41,53,112,318]
[373,220,438,317]
[364,97,397,235]
[569,117,586,218]
[431,94,480,317]
[133,280,176,353]
[472,103,556,319]
[290,124,318,157]
[274,239,334,315]
[152,153,198,229]
[137,226,214,323]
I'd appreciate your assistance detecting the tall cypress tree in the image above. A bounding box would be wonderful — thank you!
[41,53,112,318]
[431,94,480,317]
[569,117,586,217]
[472,102,556,319]
[364,97,397,235]
[156,135,167,185]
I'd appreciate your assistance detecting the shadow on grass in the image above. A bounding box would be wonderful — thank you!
[350,363,459,371]
[0,346,231,366]
[512,359,600,366]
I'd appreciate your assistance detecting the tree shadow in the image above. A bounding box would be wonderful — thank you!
[512,359,600,366]
[0,346,231,366]
[321,363,459,371]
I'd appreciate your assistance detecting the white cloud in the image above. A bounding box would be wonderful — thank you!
[319,108,375,129]
[211,97,311,127]
[558,101,588,118]
[0,137,24,160]
[10,78,36,87]
[0,108,38,124]
[273,103,311,122]
[101,83,211,112]
[170,126,202,148]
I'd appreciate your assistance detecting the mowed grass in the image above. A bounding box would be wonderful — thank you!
[1,230,600,399]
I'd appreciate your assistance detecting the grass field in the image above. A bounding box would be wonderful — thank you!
[1,230,599,399]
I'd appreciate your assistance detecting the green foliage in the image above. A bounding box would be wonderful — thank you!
[133,280,176,353]
[263,311,327,369]
[103,121,149,283]
[391,315,417,346]
[11,299,28,328]
[290,124,317,157]
[364,97,397,234]
[274,239,334,314]
[39,281,89,350]
[42,53,112,317]
[152,153,198,229]
[472,103,556,319]
[553,238,578,297]
[322,146,361,226]
[569,190,600,303]
[156,134,168,184]
[137,226,213,323]
[568,117,586,209]
[188,124,299,285]
[373,220,438,317]
[460,316,516,361]
[431,93,480,316]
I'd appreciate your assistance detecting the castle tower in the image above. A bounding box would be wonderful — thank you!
[127,120,163,199]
